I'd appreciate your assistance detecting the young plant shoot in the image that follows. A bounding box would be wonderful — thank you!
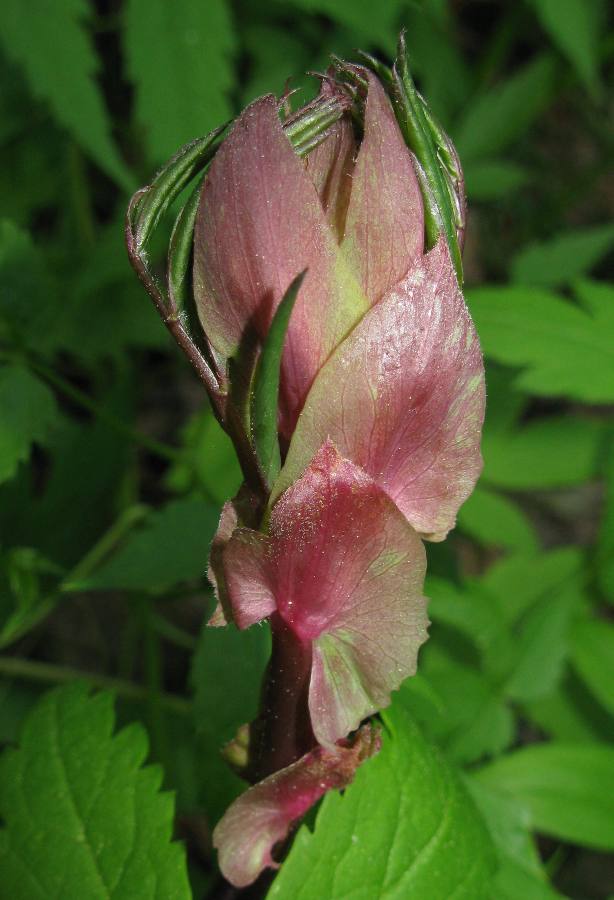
[126,33,485,888]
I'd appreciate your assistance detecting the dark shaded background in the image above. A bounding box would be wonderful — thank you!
[0,1,613,898]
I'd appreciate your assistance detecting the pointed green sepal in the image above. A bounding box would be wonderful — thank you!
[391,32,465,283]
[129,124,227,254]
[250,271,306,487]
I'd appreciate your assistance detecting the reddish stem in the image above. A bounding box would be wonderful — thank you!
[248,613,316,782]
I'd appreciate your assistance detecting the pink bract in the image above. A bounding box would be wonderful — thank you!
[193,78,425,437]
[221,442,429,746]
[273,238,485,540]
[213,723,380,888]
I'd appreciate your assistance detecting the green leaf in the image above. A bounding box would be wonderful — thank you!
[423,660,514,765]
[531,0,603,96]
[482,416,604,488]
[468,285,614,403]
[0,220,58,350]
[510,224,614,287]
[0,0,132,189]
[457,486,537,552]
[454,55,555,161]
[427,576,506,654]
[124,0,236,162]
[251,272,305,486]
[570,618,614,716]
[192,621,270,745]
[596,429,614,600]
[67,498,219,592]
[190,620,271,821]
[465,779,562,900]
[479,547,583,625]
[0,546,63,648]
[503,583,579,702]
[524,674,614,745]
[284,0,401,48]
[464,159,530,200]
[166,407,242,504]
[0,683,191,899]
[268,704,496,899]
[241,26,313,107]
[0,364,58,484]
[474,742,614,851]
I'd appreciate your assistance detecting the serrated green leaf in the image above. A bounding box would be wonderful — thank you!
[531,0,603,96]
[268,704,496,899]
[457,486,537,552]
[465,159,530,200]
[68,498,218,592]
[570,618,614,716]
[454,55,555,161]
[251,272,305,486]
[0,0,132,189]
[0,364,58,484]
[468,284,614,403]
[0,220,57,350]
[482,416,604,488]
[0,683,191,899]
[124,0,236,162]
[511,224,614,287]
[474,742,614,851]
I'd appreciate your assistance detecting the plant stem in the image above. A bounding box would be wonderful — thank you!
[248,614,315,782]
[0,655,192,718]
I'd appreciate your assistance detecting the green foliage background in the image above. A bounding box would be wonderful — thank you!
[0,1,613,898]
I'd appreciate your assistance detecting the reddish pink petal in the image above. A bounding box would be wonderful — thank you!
[304,116,355,241]
[207,488,261,626]
[272,443,428,744]
[223,442,428,745]
[341,74,424,304]
[223,530,276,629]
[275,239,486,540]
[213,723,379,888]
[193,96,368,436]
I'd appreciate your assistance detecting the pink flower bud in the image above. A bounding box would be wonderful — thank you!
[193,75,425,439]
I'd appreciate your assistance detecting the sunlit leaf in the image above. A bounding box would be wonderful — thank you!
[0,683,191,899]
[469,283,614,403]
[511,224,614,287]
[475,742,614,850]
[268,704,496,899]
